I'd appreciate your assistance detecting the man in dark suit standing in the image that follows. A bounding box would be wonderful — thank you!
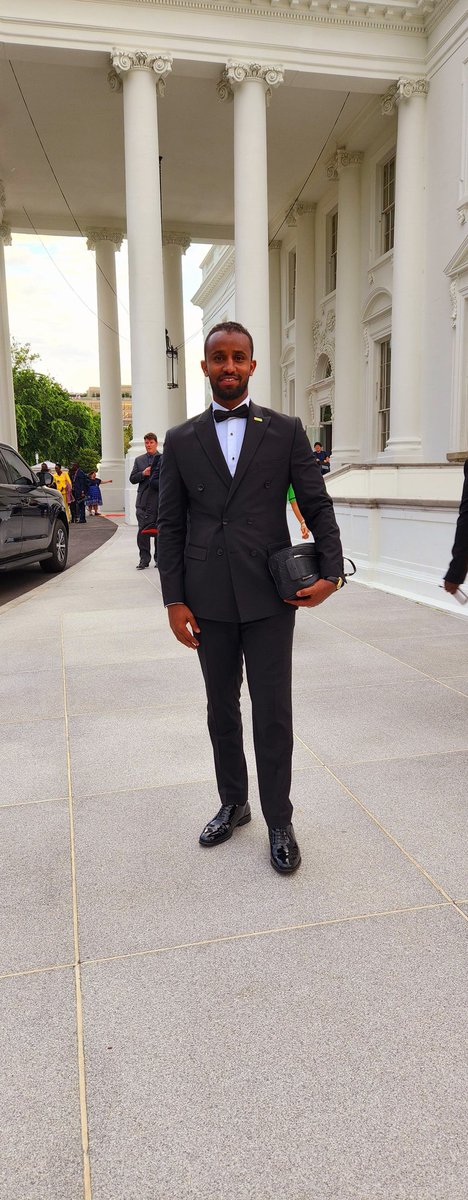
[157,322,344,874]
[444,459,468,598]
[130,433,160,569]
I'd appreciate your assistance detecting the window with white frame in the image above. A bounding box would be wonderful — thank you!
[378,338,391,451]
[287,249,296,322]
[381,155,396,255]
[320,403,333,454]
[326,209,338,294]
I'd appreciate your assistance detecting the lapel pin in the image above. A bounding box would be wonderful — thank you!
[253,416,263,422]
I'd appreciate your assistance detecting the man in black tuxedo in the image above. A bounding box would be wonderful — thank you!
[157,322,344,873]
[444,459,468,597]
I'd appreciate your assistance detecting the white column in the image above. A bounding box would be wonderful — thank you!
[328,148,363,464]
[218,62,284,405]
[0,214,17,450]
[110,49,172,521]
[163,233,190,427]
[268,240,282,412]
[382,78,429,460]
[294,203,316,429]
[86,230,125,513]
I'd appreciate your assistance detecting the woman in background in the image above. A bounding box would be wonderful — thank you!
[53,464,72,519]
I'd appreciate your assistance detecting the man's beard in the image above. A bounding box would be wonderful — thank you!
[212,379,246,404]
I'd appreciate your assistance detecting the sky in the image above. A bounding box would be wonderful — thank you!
[5,234,210,417]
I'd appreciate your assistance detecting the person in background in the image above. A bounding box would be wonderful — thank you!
[87,470,112,516]
[53,464,72,519]
[37,462,55,488]
[444,459,468,600]
[287,484,309,539]
[130,432,161,569]
[69,462,90,523]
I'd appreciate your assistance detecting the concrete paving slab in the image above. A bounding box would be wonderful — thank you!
[362,633,468,678]
[0,634,63,677]
[0,717,68,805]
[293,677,468,767]
[81,906,468,1200]
[66,655,204,716]
[331,750,468,897]
[68,704,313,798]
[73,767,438,961]
[0,969,83,1200]
[62,622,186,667]
[292,621,421,691]
[0,800,74,972]
[0,666,63,724]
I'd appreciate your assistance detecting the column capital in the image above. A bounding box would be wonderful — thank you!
[0,224,12,246]
[269,240,282,251]
[326,146,363,181]
[162,231,191,252]
[109,50,173,96]
[382,78,429,116]
[217,61,284,104]
[86,228,124,251]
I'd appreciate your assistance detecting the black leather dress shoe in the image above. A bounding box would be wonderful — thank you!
[136,562,149,570]
[199,802,251,847]
[269,824,301,874]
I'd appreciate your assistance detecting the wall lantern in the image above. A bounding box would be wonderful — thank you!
[166,328,179,389]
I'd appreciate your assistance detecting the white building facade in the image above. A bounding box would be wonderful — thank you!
[0,0,467,605]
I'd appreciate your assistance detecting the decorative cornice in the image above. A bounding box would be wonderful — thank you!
[0,224,12,246]
[382,77,429,116]
[86,229,124,251]
[101,0,436,36]
[110,50,173,96]
[191,245,235,307]
[218,61,284,105]
[162,231,191,251]
[269,240,282,250]
[326,146,364,180]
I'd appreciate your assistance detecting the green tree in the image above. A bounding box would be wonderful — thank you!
[124,423,133,454]
[11,341,101,466]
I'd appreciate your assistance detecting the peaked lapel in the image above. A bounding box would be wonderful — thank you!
[226,401,271,502]
[193,407,232,488]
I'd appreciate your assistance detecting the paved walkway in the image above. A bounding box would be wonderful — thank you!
[1,522,468,1200]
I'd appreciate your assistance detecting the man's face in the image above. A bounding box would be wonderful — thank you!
[201,331,256,408]
[144,437,157,454]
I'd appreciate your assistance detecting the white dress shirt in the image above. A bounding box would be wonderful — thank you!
[212,397,251,477]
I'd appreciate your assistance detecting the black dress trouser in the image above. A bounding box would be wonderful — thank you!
[196,607,296,829]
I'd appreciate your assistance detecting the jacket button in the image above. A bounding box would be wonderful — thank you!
[222,518,228,526]
[250,549,257,557]
[197,484,205,491]
[264,481,271,488]
[217,548,224,556]
[247,518,253,525]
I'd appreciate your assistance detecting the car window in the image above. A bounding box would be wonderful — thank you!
[0,453,9,484]
[2,446,35,484]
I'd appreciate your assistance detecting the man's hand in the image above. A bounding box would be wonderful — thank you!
[285,579,336,608]
[444,581,459,595]
[167,603,200,648]
[142,466,151,477]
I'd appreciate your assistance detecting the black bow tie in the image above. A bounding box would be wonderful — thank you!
[213,404,249,423]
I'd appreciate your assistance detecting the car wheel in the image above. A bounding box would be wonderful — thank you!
[40,519,69,572]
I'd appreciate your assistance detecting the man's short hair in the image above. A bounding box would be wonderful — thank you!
[314,442,322,449]
[204,321,254,360]
[144,432,158,442]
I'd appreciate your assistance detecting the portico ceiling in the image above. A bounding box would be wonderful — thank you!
[0,45,393,241]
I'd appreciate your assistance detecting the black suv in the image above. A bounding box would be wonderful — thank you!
[0,443,69,573]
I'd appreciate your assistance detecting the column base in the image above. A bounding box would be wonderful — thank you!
[329,446,361,470]
[97,459,125,515]
[380,437,423,462]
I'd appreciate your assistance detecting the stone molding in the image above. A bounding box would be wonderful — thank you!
[0,223,12,246]
[109,50,173,96]
[217,61,284,105]
[162,231,191,251]
[86,229,124,251]
[382,78,429,116]
[326,146,363,180]
[312,308,336,377]
[269,240,282,250]
[104,0,435,37]
[0,181,5,219]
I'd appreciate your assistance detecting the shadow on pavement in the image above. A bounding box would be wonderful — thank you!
[0,515,118,607]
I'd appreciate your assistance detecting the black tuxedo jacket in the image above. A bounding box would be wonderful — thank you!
[157,401,344,622]
[445,459,468,586]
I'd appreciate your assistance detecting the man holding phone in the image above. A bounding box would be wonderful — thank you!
[444,459,468,603]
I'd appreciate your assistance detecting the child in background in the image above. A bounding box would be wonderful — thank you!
[86,471,112,516]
